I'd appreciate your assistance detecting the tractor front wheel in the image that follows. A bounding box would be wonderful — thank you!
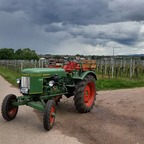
[1,94,18,121]
[74,75,96,113]
[43,100,56,131]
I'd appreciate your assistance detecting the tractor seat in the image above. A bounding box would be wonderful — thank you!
[63,62,79,72]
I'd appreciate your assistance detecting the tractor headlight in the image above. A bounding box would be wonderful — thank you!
[16,79,21,84]
[49,80,55,87]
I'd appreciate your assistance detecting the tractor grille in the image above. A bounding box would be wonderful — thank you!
[21,77,30,88]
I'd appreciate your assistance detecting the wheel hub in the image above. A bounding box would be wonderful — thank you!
[84,82,95,107]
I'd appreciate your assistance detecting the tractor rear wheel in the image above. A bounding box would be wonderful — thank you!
[43,100,56,131]
[1,94,18,121]
[74,75,96,113]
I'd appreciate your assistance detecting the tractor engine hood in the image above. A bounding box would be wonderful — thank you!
[21,68,66,78]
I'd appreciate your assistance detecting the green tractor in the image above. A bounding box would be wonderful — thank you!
[1,59,97,131]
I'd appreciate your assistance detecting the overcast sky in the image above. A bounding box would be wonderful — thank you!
[0,0,144,55]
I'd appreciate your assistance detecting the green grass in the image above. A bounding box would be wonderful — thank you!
[0,66,144,90]
[96,77,144,91]
[0,67,21,87]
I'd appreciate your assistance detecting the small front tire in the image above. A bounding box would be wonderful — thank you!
[1,94,18,121]
[43,100,56,131]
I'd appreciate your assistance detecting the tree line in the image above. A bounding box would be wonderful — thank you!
[0,48,39,60]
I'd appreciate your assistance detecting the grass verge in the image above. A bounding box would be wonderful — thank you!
[0,67,20,87]
[96,77,144,91]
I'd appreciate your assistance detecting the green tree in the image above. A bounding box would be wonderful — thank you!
[91,55,95,60]
[0,48,15,59]
[15,49,23,59]
[140,56,144,60]
[15,48,39,60]
[53,55,62,59]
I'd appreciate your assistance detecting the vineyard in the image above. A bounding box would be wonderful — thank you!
[0,58,144,80]
[96,58,144,80]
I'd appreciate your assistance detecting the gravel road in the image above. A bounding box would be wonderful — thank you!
[0,75,144,144]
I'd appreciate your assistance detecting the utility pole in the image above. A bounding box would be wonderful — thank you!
[112,47,115,79]
[113,47,115,57]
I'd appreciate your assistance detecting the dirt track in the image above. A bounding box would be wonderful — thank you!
[0,76,144,144]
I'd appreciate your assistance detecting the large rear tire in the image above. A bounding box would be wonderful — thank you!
[74,75,96,113]
[43,100,56,131]
[1,94,18,121]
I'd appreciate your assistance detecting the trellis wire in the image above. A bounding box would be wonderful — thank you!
[0,58,144,79]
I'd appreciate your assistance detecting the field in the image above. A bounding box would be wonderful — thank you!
[1,58,144,90]
[0,59,144,144]
[1,58,144,80]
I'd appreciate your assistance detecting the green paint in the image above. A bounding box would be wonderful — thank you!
[12,64,97,112]
[29,77,43,94]
[73,71,97,80]
[22,68,66,78]
[27,101,45,111]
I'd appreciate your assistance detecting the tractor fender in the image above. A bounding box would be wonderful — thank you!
[73,71,97,80]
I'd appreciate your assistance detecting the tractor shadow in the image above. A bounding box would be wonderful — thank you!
[33,97,144,144]
[33,97,77,122]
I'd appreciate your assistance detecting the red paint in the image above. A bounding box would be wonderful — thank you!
[84,82,95,107]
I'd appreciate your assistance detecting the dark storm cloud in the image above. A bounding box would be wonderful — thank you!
[0,0,144,55]
[1,0,144,26]
[0,0,108,25]
[44,23,69,32]
[66,22,141,46]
